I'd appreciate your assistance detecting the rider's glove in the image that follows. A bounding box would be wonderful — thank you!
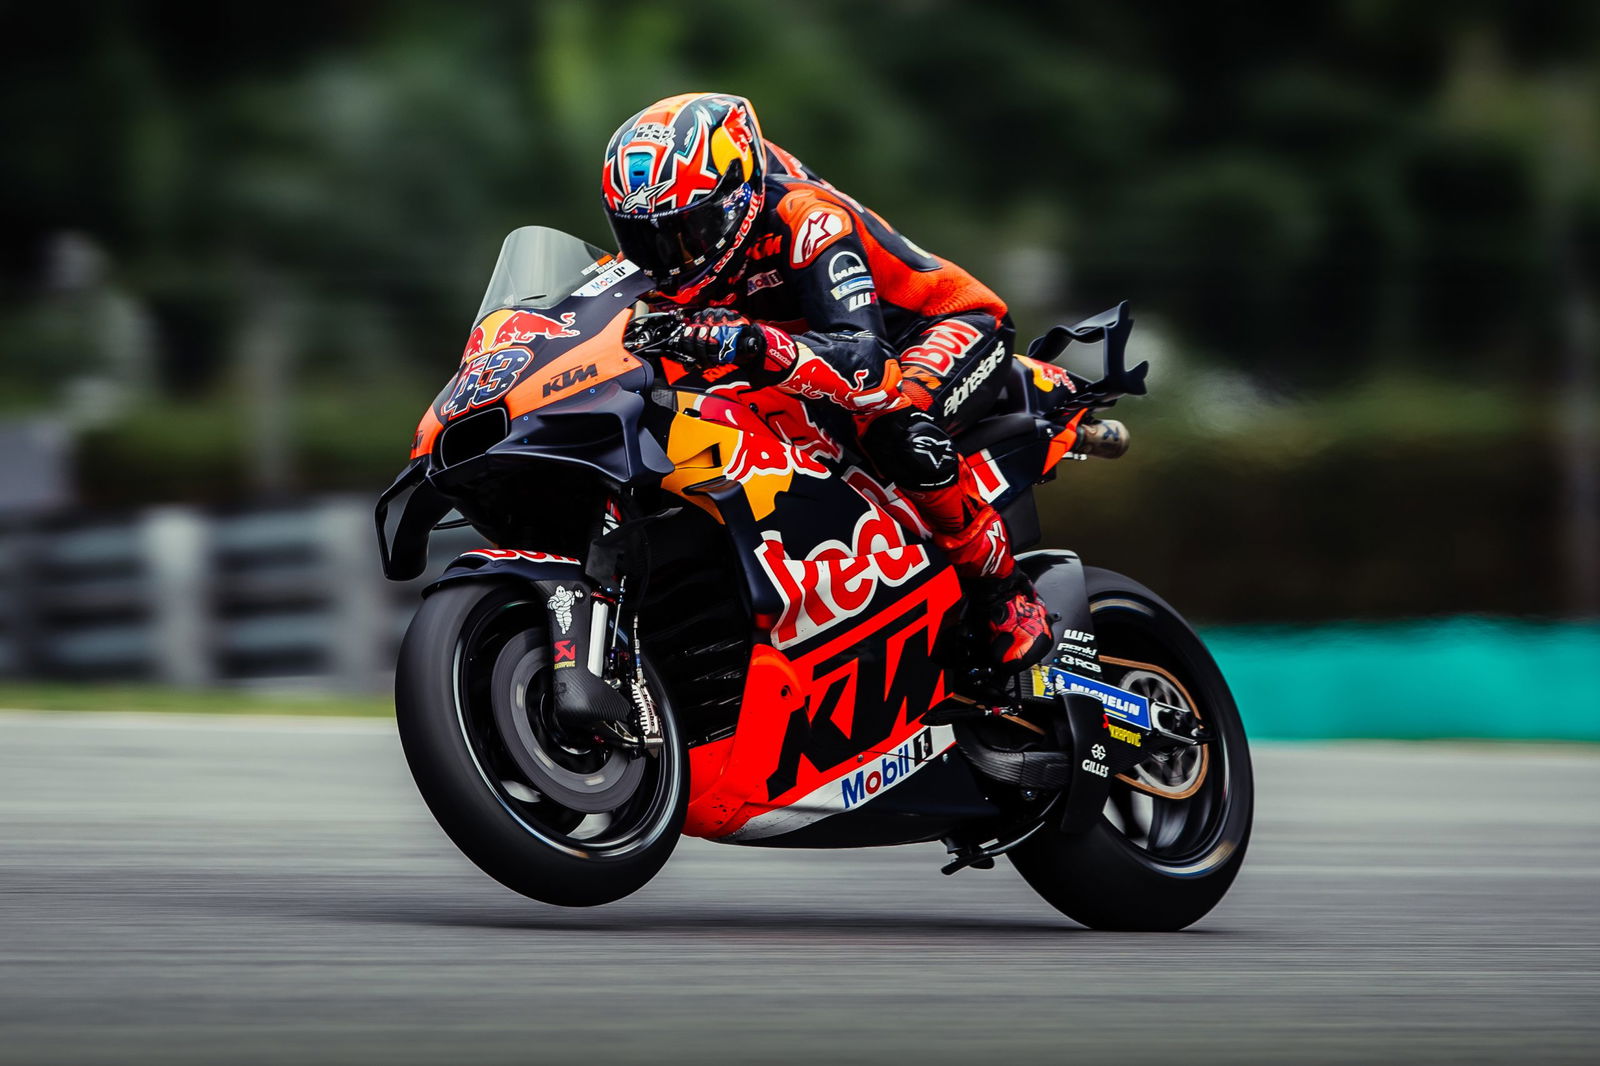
[675,308,793,369]
[676,308,753,366]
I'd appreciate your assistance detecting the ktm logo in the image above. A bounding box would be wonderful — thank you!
[543,363,600,397]
[766,596,948,800]
[750,234,783,261]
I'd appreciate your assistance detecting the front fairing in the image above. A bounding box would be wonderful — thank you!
[377,236,664,579]
[411,262,655,462]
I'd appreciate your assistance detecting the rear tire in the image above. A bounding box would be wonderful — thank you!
[1009,567,1253,930]
[396,580,687,907]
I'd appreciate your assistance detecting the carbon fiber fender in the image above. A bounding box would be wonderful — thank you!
[423,548,588,595]
[423,548,632,726]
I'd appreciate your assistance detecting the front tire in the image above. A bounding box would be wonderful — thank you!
[1010,567,1253,930]
[396,580,687,907]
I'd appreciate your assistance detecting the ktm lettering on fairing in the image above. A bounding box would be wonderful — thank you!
[542,362,600,397]
[755,504,931,649]
[766,598,947,799]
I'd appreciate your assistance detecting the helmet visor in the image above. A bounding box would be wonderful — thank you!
[608,180,754,292]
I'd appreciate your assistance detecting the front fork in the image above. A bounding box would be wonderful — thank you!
[537,491,663,754]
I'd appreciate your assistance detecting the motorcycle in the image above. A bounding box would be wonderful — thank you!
[376,225,1252,929]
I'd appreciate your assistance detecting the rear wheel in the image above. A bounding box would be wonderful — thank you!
[1009,567,1253,930]
[396,580,686,906]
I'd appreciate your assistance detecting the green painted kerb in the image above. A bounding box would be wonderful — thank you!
[1198,618,1600,741]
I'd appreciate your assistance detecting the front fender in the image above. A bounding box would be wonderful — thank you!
[423,548,587,596]
[424,548,633,726]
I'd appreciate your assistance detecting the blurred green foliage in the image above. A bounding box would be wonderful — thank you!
[1,0,1596,618]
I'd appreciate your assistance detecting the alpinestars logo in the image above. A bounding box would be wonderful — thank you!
[792,208,846,266]
[546,587,579,634]
[940,344,1007,418]
[910,435,954,468]
[620,178,672,214]
[979,520,1009,577]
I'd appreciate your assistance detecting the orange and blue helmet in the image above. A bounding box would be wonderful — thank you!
[602,92,766,301]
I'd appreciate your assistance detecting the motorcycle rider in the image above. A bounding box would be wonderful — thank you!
[602,92,1051,672]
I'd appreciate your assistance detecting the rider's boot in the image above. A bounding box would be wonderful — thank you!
[905,465,1052,674]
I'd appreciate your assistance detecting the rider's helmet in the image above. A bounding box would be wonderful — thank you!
[602,92,766,304]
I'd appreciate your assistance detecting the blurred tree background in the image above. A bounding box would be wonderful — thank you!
[1,0,1595,621]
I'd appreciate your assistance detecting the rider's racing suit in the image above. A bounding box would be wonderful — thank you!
[667,143,1049,667]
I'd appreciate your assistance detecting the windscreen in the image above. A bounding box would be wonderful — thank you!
[473,226,613,325]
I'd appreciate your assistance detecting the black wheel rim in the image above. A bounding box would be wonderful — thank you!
[450,590,680,860]
[1092,596,1242,875]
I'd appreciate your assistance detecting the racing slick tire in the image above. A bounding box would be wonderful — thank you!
[396,579,687,907]
[1009,567,1253,930]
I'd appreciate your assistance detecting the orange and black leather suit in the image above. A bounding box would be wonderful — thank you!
[674,143,1020,582]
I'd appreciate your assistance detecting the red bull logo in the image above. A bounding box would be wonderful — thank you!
[900,319,983,375]
[705,387,833,482]
[493,311,579,346]
[754,504,930,648]
[463,310,581,360]
[782,351,896,414]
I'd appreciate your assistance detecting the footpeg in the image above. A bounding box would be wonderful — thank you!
[1073,418,1129,459]
[922,694,989,726]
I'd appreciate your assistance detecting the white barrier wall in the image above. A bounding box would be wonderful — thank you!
[0,497,485,691]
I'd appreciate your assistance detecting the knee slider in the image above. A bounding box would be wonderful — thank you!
[861,408,958,491]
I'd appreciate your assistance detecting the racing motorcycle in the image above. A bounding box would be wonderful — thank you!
[376,225,1253,930]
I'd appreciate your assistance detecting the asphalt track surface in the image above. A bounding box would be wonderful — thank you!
[2,712,1597,1066]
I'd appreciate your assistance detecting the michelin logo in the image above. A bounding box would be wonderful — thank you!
[1049,669,1152,730]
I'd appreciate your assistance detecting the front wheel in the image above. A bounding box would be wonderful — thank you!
[396,580,687,906]
[1010,567,1254,930]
